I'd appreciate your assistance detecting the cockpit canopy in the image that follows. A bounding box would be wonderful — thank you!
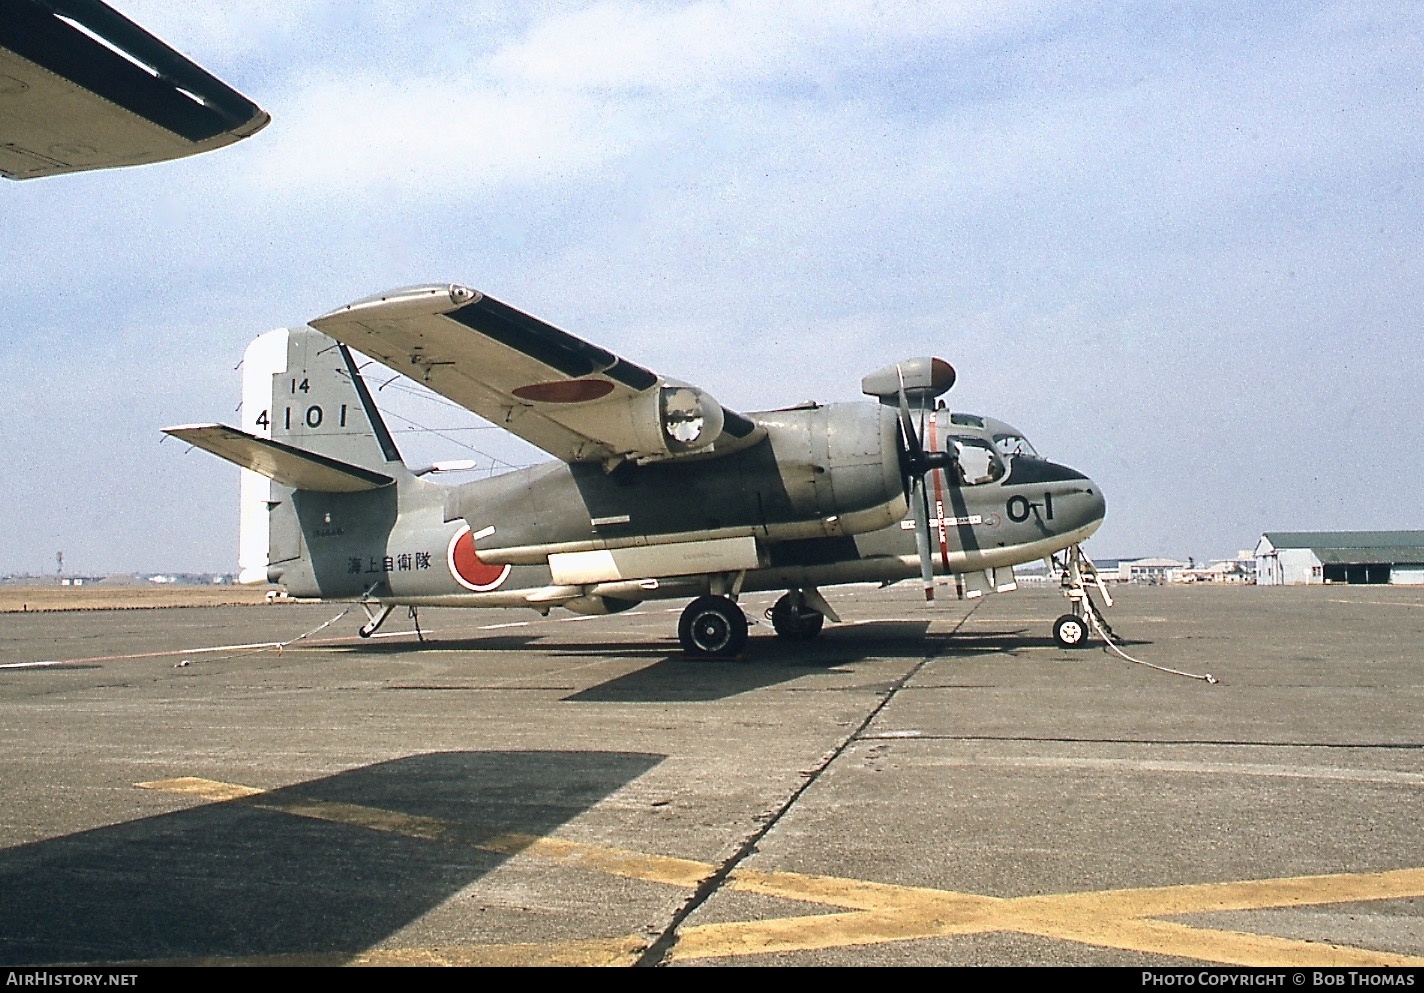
[944,412,1038,475]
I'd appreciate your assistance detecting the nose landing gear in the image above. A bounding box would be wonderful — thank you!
[1053,544,1117,649]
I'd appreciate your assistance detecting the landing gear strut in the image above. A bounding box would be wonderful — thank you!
[678,595,748,658]
[359,602,394,639]
[770,591,825,640]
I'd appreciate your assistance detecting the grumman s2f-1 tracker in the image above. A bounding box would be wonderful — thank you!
[166,284,1108,657]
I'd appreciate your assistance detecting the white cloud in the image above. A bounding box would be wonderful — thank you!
[488,0,1050,93]
[247,73,643,194]
[219,0,1064,196]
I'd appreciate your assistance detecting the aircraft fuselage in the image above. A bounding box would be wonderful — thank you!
[270,403,1105,609]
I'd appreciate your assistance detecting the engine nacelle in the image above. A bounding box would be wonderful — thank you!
[542,381,725,462]
[758,403,908,538]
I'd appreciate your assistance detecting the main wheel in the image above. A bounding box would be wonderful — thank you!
[678,595,749,658]
[1053,613,1090,649]
[770,593,825,640]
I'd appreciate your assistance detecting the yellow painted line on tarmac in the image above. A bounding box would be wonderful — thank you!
[135,777,1424,967]
[347,936,646,967]
[136,777,264,801]
[1002,916,1424,969]
[672,877,1424,966]
[671,910,963,960]
[728,866,999,915]
[138,778,711,889]
[1014,867,1424,919]
[476,833,711,889]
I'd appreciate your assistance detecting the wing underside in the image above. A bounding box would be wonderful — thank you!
[309,284,762,465]
[0,0,269,180]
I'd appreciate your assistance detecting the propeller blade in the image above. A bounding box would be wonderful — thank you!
[898,363,950,602]
[895,365,923,461]
[911,476,935,602]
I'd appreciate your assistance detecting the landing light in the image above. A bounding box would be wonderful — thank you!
[662,387,708,446]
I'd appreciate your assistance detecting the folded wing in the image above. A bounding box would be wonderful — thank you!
[309,284,763,466]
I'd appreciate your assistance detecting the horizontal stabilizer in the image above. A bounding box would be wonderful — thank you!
[164,424,393,493]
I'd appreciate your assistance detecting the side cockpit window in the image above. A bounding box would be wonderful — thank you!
[951,436,1004,486]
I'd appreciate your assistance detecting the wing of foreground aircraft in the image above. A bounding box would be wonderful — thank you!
[309,284,765,468]
[0,0,269,180]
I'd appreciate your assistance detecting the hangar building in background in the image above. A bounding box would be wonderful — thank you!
[1254,531,1424,586]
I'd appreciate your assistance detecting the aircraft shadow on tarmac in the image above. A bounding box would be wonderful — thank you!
[325,621,1132,703]
[564,622,1153,702]
[337,634,550,655]
[566,620,936,702]
[0,750,661,966]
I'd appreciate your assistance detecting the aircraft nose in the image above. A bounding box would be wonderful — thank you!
[1058,469,1106,539]
[1001,456,1104,537]
[1083,478,1107,530]
[1045,462,1106,536]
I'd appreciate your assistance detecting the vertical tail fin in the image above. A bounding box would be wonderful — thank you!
[238,327,404,583]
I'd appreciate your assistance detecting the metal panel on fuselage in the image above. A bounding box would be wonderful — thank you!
[445,402,906,559]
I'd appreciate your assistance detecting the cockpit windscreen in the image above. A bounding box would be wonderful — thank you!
[993,433,1038,459]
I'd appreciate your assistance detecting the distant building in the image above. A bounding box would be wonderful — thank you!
[1254,531,1424,586]
[1116,558,1189,583]
[1179,551,1257,584]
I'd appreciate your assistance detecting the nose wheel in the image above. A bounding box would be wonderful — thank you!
[1053,614,1089,649]
[678,595,748,658]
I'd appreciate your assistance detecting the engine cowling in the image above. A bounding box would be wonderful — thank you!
[757,402,908,538]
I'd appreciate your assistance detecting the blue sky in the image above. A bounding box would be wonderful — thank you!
[3,1,1421,574]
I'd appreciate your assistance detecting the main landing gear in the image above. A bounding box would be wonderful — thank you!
[769,590,825,640]
[678,587,835,657]
[678,595,749,658]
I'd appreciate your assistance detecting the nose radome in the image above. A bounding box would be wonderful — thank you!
[1080,476,1107,531]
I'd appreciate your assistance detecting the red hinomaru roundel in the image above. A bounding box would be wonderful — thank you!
[447,525,511,592]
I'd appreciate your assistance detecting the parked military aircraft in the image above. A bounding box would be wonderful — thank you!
[166,284,1107,657]
[0,0,268,180]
